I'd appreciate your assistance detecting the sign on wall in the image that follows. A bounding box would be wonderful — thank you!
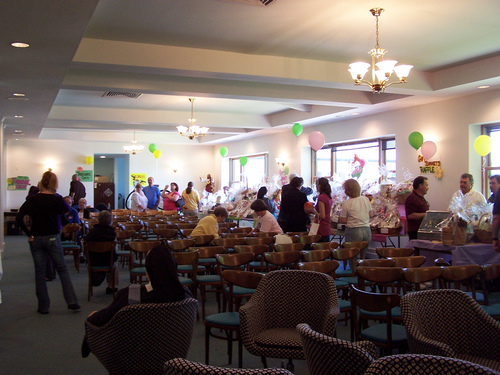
[7,176,30,190]
[130,173,147,186]
[76,170,93,182]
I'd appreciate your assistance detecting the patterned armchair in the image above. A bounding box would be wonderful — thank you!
[163,358,293,375]
[401,289,500,371]
[364,354,500,375]
[85,298,198,375]
[239,270,339,371]
[297,323,378,375]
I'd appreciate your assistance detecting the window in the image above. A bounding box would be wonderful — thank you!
[313,138,396,184]
[230,154,268,189]
[483,125,500,198]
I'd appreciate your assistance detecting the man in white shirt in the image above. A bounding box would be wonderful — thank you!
[449,173,487,209]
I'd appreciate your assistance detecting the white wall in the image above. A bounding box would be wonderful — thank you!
[222,88,500,211]
[5,141,216,211]
[5,88,500,212]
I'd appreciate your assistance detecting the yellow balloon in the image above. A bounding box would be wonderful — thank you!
[153,150,161,159]
[85,156,93,165]
[474,135,492,157]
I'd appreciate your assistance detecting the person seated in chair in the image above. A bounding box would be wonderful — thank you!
[82,244,192,358]
[84,210,118,294]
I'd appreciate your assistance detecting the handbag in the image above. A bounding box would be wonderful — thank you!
[175,198,185,209]
[309,222,320,236]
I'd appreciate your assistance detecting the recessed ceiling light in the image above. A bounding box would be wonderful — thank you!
[99,155,106,158]
[11,42,29,48]
[477,85,490,89]
[14,115,23,118]
[13,93,25,97]
[351,112,360,116]
[14,130,23,133]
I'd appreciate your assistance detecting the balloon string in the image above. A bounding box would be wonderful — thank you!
[295,136,298,173]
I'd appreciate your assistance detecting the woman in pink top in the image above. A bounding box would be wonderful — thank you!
[309,177,333,242]
[249,199,283,235]
[161,182,181,212]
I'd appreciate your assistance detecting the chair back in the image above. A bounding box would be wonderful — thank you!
[302,249,331,262]
[332,247,360,276]
[274,243,305,253]
[230,226,253,234]
[244,236,274,246]
[234,245,268,256]
[401,289,500,363]
[194,246,226,259]
[297,323,378,375]
[264,251,302,270]
[176,223,197,230]
[190,234,214,246]
[85,298,198,375]
[242,270,338,333]
[350,286,401,353]
[215,252,254,271]
[155,223,178,230]
[356,266,403,293]
[221,232,247,238]
[402,266,443,291]
[440,264,482,300]
[164,358,294,375]
[213,237,246,251]
[390,256,426,268]
[311,242,339,251]
[167,239,195,252]
[62,223,80,235]
[298,235,322,249]
[153,228,178,240]
[343,241,369,250]
[364,354,499,375]
[357,259,395,267]
[298,260,340,277]
[376,247,414,258]
[221,270,264,311]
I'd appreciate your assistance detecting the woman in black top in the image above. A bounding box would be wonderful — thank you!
[279,177,309,233]
[82,244,192,357]
[16,171,80,314]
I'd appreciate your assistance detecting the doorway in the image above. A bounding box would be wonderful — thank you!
[94,154,130,209]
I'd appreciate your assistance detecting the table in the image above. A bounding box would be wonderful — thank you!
[227,217,254,228]
[408,239,500,266]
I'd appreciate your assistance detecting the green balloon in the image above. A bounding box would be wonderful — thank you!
[408,132,424,150]
[148,143,157,153]
[220,146,228,157]
[284,166,289,175]
[240,156,248,166]
[292,123,303,137]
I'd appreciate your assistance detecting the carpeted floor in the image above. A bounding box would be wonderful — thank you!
[0,235,352,375]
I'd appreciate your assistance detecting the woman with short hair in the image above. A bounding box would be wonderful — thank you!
[130,183,148,212]
[339,178,373,242]
[181,181,200,216]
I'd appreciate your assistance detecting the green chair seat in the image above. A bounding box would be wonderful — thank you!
[481,305,500,318]
[225,286,255,295]
[337,276,358,285]
[197,275,221,283]
[338,299,351,310]
[178,264,205,272]
[205,312,239,326]
[361,306,401,318]
[178,276,193,286]
[130,266,146,274]
[361,323,407,344]
[199,258,216,265]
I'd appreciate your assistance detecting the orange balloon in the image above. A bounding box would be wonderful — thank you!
[304,202,314,211]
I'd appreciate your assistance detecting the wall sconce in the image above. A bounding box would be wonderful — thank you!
[173,168,178,173]
[275,157,286,167]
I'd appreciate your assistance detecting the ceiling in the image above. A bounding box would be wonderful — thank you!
[2,0,500,145]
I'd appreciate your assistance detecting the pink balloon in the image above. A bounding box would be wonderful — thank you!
[308,131,325,151]
[421,141,437,160]
[77,166,83,172]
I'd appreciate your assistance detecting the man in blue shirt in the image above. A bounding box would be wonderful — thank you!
[143,176,161,210]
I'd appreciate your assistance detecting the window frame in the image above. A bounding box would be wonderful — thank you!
[312,137,396,184]
[229,153,268,188]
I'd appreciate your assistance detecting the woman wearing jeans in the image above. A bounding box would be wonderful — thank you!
[17,171,80,314]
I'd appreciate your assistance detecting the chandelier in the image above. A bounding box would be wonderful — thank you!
[348,8,413,93]
[177,98,209,140]
[123,131,144,155]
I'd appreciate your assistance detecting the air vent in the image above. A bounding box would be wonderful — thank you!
[102,91,143,99]
[217,0,275,7]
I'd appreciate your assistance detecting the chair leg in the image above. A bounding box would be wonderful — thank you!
[261,356,268,368]
[237,331,243,368]
[227,329,233,364]
[205,326,211,364]
[200,285,206,320]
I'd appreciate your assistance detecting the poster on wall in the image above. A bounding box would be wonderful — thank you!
[130,173,147,186]
[76,170,93,182]
[7,176,30,190]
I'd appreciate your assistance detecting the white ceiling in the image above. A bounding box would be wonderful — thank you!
[2,0,500,145]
